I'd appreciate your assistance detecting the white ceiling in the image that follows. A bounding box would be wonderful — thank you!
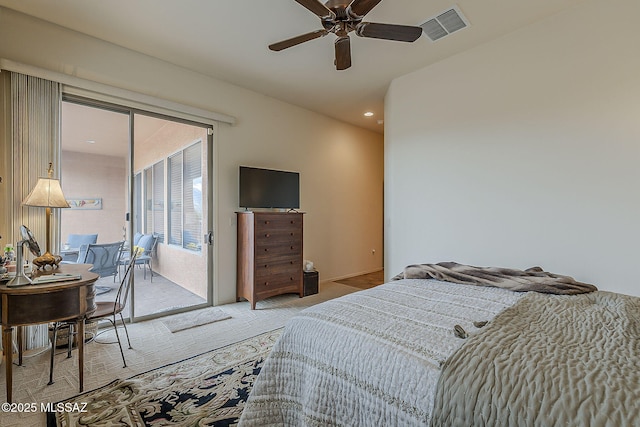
[61,102,173,158]
[1,0,586,133]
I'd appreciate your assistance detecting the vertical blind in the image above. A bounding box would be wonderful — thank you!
[168,152,183,246]
[167,141,202,251]
[133,172,142,235]
[7,72,61,351]
[152,160,165,243]
[144,167,153,235]
[183,141,202,251]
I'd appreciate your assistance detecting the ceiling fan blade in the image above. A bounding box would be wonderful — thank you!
[348,0,383,18]
[269,29,328,51]
[334,36,352,70]
[295,0,335,19]
[355,22,423,42]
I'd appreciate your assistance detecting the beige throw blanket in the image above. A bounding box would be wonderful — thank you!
[431,291,640,426]
[392,262,596,294]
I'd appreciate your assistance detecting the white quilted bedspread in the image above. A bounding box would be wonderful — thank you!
[239,279,523,426]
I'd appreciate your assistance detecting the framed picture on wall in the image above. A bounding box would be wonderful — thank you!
[67,198,102,210]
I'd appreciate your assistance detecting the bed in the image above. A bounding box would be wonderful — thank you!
[239,263,640,426]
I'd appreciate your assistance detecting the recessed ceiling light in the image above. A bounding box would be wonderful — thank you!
[364,111,374,117]
[86,140,96,144]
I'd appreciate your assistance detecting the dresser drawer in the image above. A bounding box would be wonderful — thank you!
[255,214,302,233]
[255,242,302,260]
[255,258,300,280]
[254,272,302,293]
[255,229,302,244]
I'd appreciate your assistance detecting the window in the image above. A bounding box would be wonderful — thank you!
[167,141,202,252]
[152,161,165,242]
[168,152,183,246]
[140,142,201,252]
[143,160,165,243]
[183,142,202,252]
[133,172,142,235]
[144,167,152,234]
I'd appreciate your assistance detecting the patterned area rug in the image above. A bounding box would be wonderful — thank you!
[47,329,281,427]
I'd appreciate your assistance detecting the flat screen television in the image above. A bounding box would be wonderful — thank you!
[239,166,300,209]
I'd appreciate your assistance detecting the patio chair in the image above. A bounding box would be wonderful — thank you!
[133,232,143,246]
[119,233,158,281]
[77,241,125,283]
[61,233,98,262]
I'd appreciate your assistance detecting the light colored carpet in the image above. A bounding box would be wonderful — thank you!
[161,306,232,332]
[49,329,281,426]
[1,281,359,427]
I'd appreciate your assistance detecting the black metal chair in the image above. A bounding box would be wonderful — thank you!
[87,250,138,367]
[48,251,138,384]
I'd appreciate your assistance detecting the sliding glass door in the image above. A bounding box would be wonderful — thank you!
[60,99,214,321]
[131,113,211,318]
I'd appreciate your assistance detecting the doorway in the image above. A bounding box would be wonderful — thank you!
[60,99,213,321]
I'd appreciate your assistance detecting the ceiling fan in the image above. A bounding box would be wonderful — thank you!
[269,0,423,70]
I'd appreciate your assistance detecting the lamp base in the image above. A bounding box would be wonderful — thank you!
[33,251,62,269]
[7,274,33,287]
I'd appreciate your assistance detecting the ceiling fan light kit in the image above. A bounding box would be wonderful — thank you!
[270,0,424,70]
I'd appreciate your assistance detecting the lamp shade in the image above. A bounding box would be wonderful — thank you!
[22,177,70,208]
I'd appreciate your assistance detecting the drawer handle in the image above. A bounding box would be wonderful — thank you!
[290,220,294,224]
[264,248,269,252]
[264,264,269,268]
[290,246,294,250]
[290,261,294,264]
[264,282,269,286]
[265,233,270,238]
[264,221,270,224]
[290,277,294,281]
[290,232,294,236]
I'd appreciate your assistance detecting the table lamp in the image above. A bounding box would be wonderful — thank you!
[22,162,70,268]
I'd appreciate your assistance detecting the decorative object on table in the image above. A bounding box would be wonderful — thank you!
[6,225,41,287]
[4,244,15,261]
[66,197,102,210]
[304,259,314,272]
[22,162,70,268]
[47,328,281,427]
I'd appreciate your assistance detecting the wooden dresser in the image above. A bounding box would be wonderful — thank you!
[237,211,304,309]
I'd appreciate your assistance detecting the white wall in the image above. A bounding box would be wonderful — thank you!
[386,0,640,296]
[60,151,127,243]
[0,7,384,305]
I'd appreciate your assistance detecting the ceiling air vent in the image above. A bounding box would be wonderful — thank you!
[420,6,469,42]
